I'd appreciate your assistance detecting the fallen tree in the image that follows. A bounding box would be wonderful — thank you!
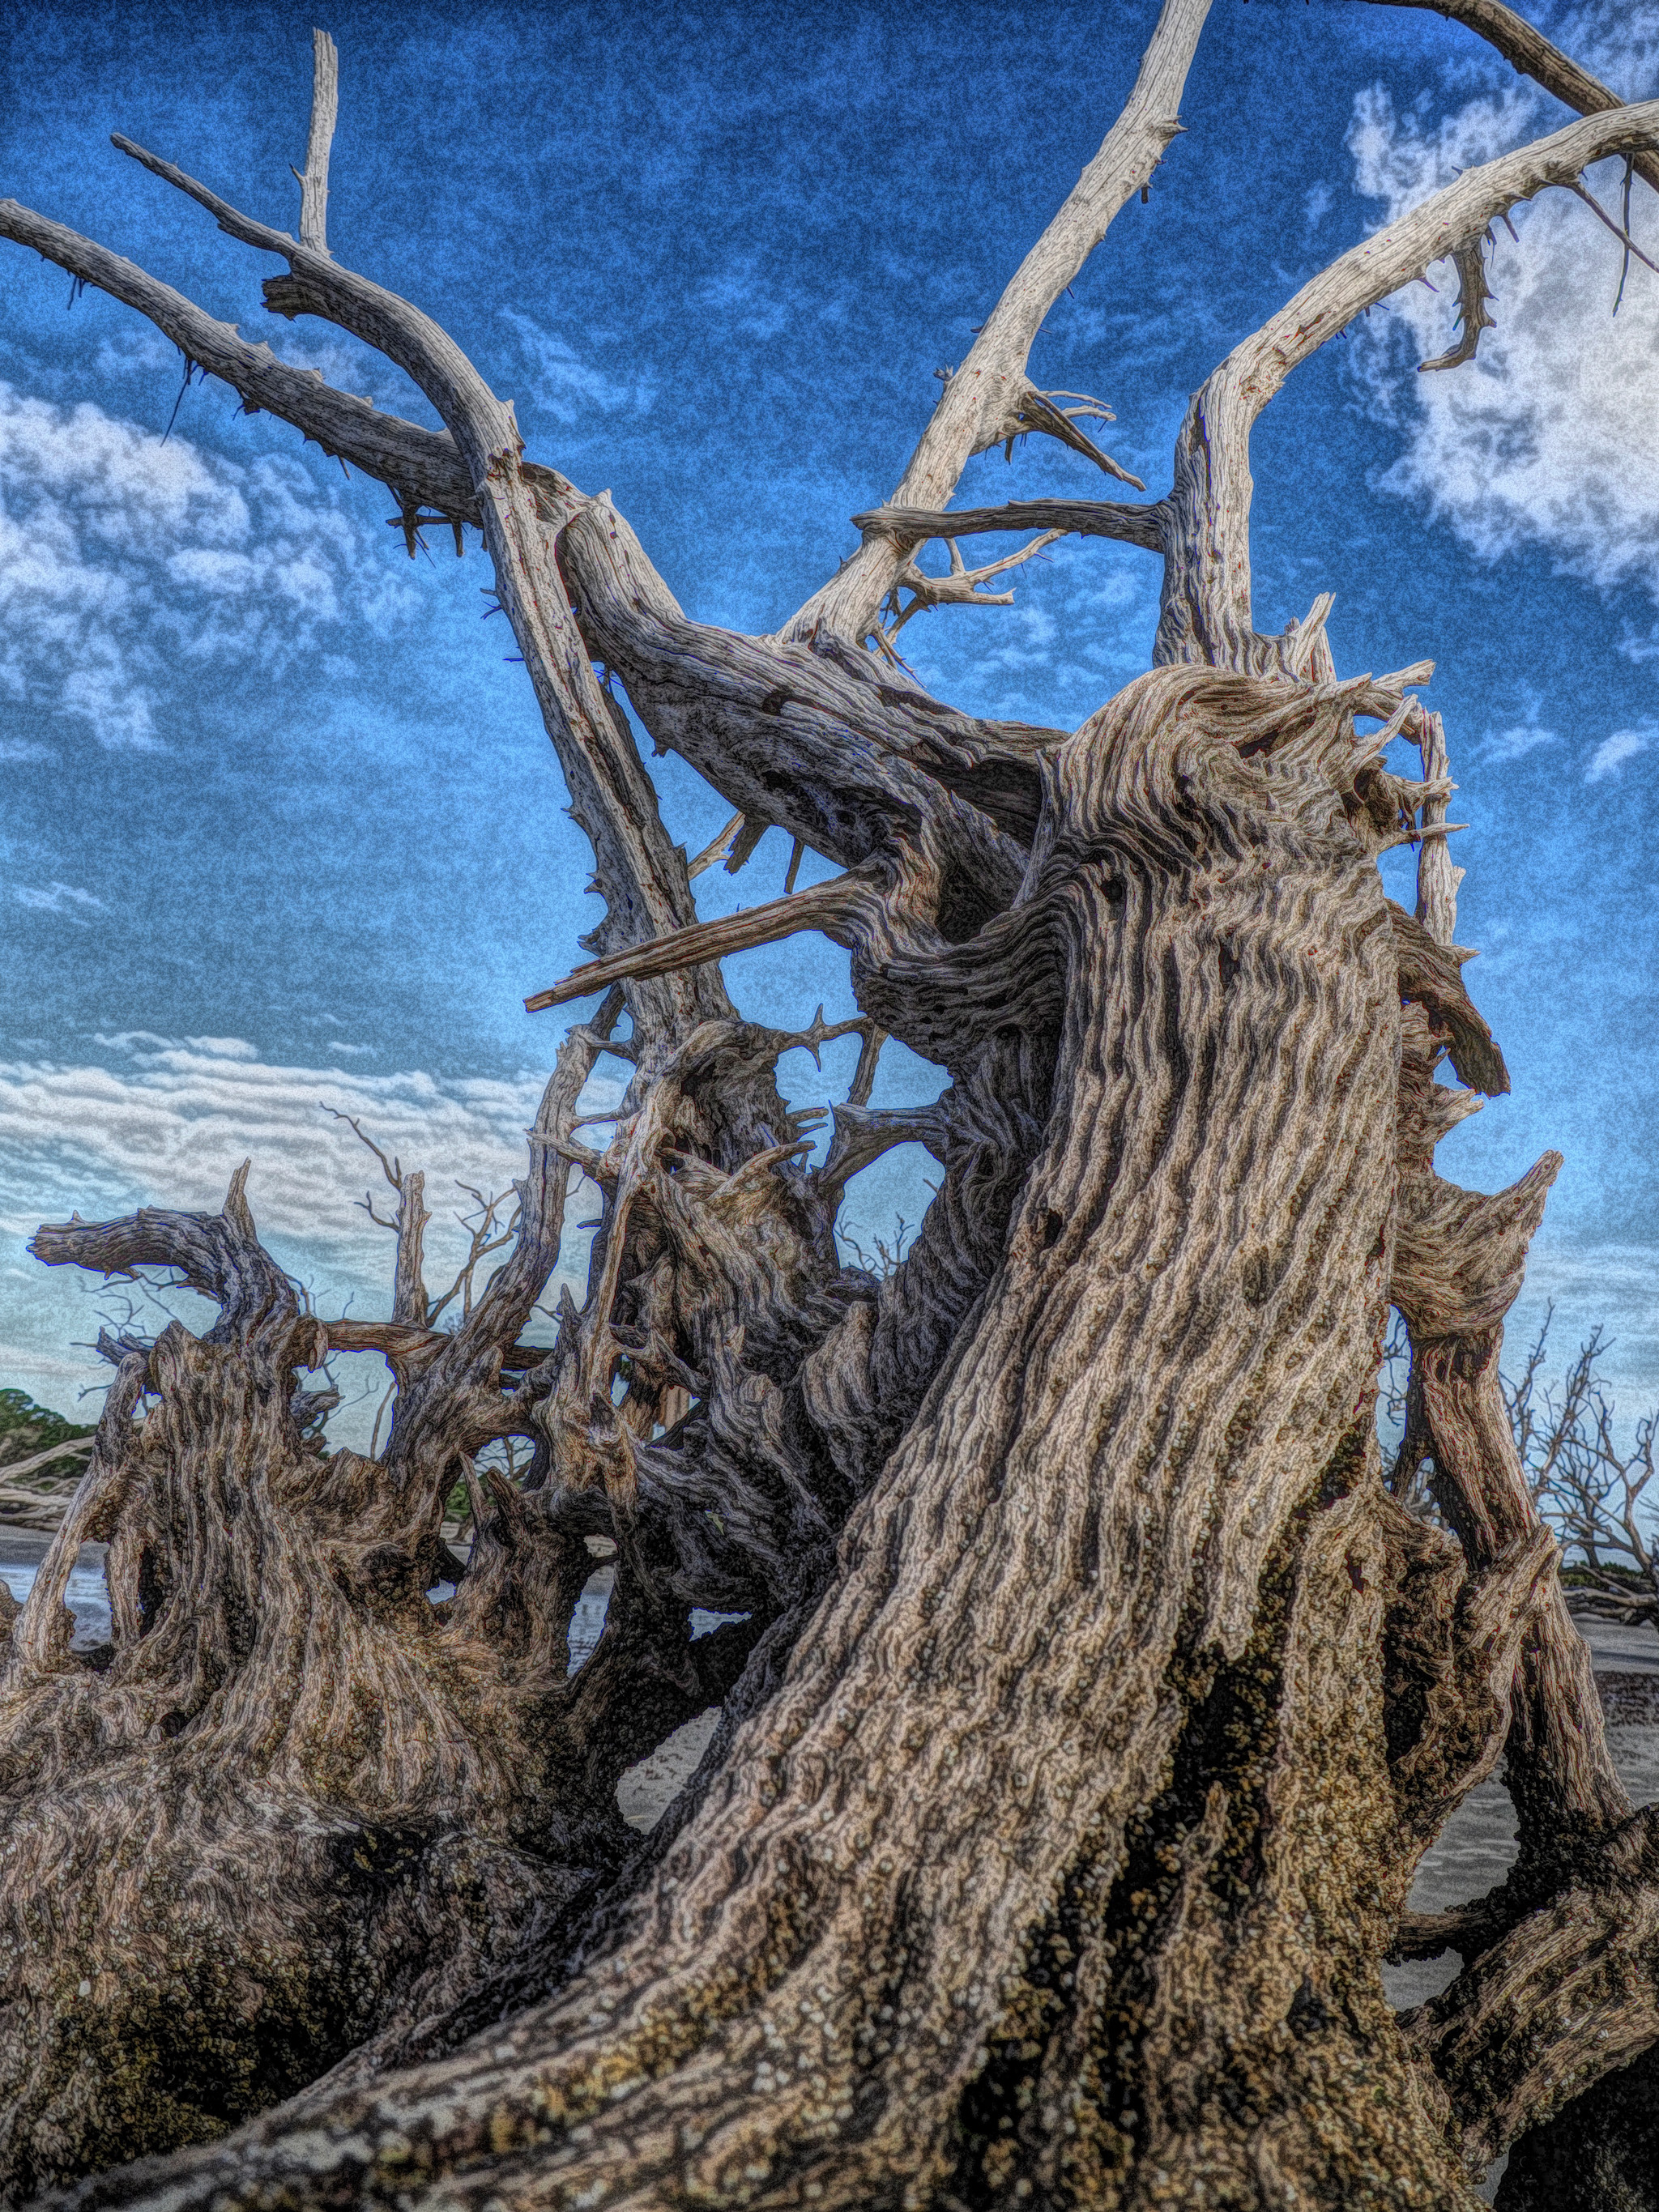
[1,2,1657,2205]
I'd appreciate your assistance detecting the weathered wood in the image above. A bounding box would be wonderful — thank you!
[295,30,338,256]
[1367,0,1659,202]
[785,0,1213,646]
[2,4,1656,2202]
[1157,100,1659,671]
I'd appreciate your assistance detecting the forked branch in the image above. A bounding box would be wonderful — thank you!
[0,201,477,516]
[1370,0,1659,200]
[786,0,1210,643]
[881,529,1065,642]
[1158,98,1659,668]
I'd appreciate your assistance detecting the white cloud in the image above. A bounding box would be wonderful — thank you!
[1486,722,1557,762]
[1345,6,1659,604]
[12,880,105,922]
[499,311,657,425]
[0,1033,621,1302]
[1585,727,1650,781]
[0,379,419,751]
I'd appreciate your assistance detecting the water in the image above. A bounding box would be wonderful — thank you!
[0,1544,111,1650]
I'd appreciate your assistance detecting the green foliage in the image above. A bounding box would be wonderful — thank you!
[0,1387,96,1479]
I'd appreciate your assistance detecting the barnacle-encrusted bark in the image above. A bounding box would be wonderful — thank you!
[2,2,1657,2204]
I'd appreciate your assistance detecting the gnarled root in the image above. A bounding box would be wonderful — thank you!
[21,668,1504,2212]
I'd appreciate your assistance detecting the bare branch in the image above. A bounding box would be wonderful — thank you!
[296,29,338,256]
[19,121,718,1041]
[1561,175,1659,276]
[785,0,1212,643]
[983,381,1146,487]
[322,1105,431,1325]
[0,201,477,516]
[1418,234,1498,372]
[1158,98,1659,669]
[1414,710,1465,944]
[525,873,872,1012]
[687,809,747,879]
[853,497,1167,554]
[882,529,1065,641]
[109,130,522,473]
[29,1165,300,1353]
[425,1187,516,1326]
[1367,0,1659,201]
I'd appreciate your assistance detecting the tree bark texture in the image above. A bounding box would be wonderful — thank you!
[2,3,1657,2205]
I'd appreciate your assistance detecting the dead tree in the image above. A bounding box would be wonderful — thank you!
[1503,1315,1659,1634]
[2,4,1657,2206]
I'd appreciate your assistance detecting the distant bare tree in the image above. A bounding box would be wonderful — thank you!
[2,6,1659,2208]
[1386,1303,1659,1630]
[1508,1312,1659,1631]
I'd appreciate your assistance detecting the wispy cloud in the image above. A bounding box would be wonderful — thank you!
[1486,723,1557,762]
[0,1033,621,1300]
[11,880,105,923]
[499,311,656,426]
[1344,6,1659,607]
[1585,727,1651,782]
[0,379,419,752]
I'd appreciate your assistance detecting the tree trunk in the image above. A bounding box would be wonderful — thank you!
[15,673,1511,2211]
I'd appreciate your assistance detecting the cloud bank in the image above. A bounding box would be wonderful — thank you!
[0,1031,618,1302]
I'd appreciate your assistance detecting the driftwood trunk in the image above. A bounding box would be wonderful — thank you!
[2,2,1658,2205]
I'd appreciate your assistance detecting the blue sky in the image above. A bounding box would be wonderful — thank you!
[0,0,1655,1435]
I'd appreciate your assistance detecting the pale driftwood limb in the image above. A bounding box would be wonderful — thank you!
[0,200,476,514]
[685,808,746,879]
[557,497,1038,912]
[108,130,519,469]
[84,127,719,1049]
[1284,590,1336,678]
[294,29,338,256]
[0,1436,96,1484]
[1158,99,1659,669]
[524,873,872,1011]
[1416,710,1466,944]
[853,496,1168,554]
[1389,901,1508,1095]
[882,529,1066,641]
[1369,0,1659,201]
[979,380,1147,488]
[786,0,1213,644]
